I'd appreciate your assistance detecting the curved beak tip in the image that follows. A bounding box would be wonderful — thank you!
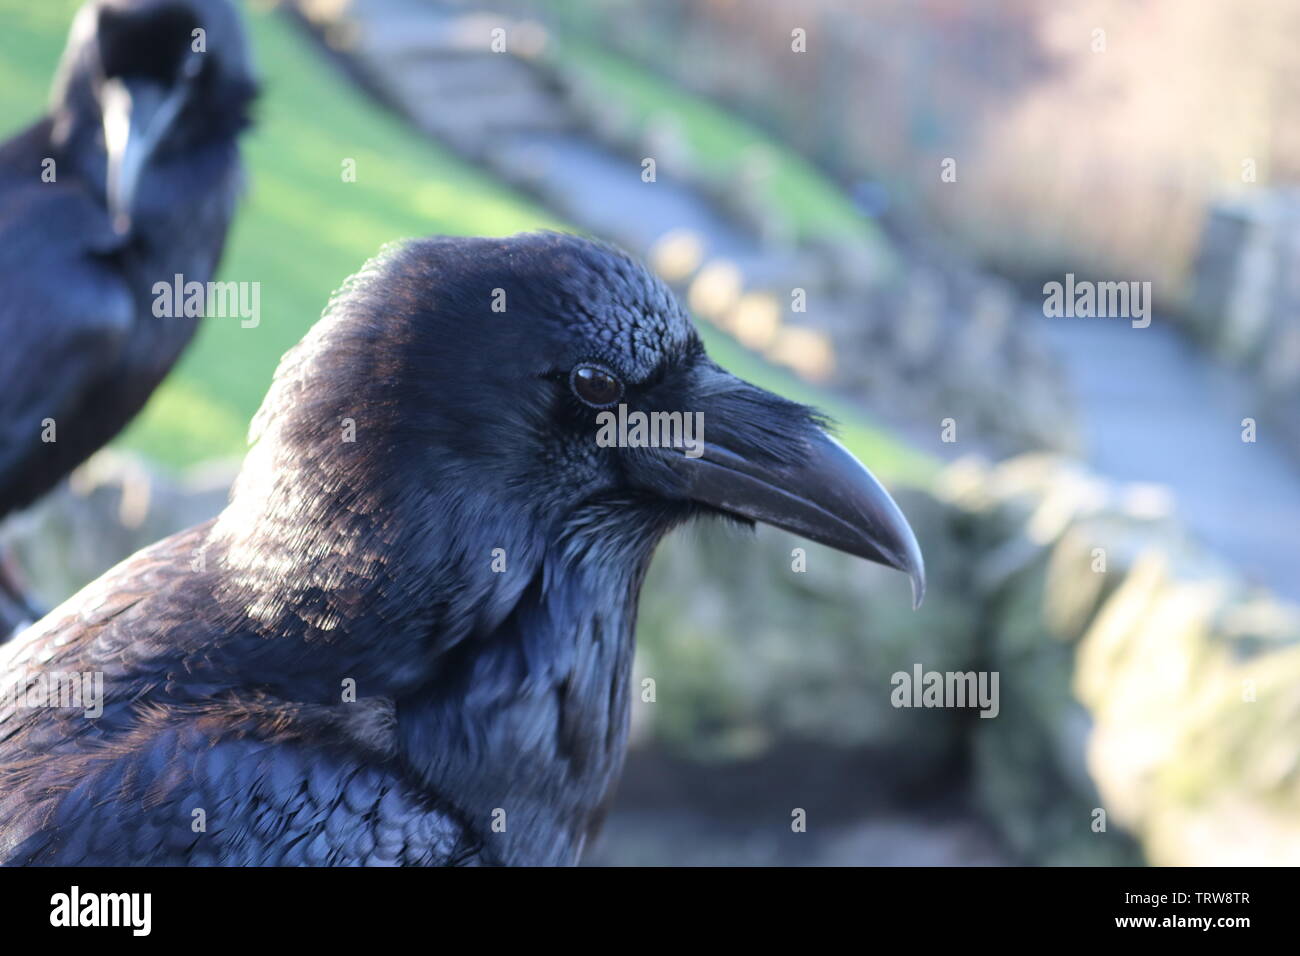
[897,532,926,610]
[881,530,925,610]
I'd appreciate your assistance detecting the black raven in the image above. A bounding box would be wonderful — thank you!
[0,0,255,630]
[0,234,923,866]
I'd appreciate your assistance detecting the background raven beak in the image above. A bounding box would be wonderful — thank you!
[664,382,926,608]
[100,74,188,234]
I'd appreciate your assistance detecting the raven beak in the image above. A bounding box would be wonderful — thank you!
[662,374,926,608]
[100,69,191,235]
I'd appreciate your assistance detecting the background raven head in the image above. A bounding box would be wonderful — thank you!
[48,0,257,233]
[211,233,922,690]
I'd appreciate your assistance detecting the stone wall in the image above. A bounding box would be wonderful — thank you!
[944,455,1300,865]
[1189,192,1300,465]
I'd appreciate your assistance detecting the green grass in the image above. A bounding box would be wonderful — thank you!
[0,0,932,485]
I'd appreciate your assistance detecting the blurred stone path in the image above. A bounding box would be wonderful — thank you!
[1040,315,1300,601]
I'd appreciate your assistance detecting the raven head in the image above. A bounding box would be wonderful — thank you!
[222,233,924,643]
[49,0,257,234]
[205,234,925,861]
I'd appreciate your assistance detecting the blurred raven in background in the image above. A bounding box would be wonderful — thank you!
[0,0,255,632]
[0,233,922,865]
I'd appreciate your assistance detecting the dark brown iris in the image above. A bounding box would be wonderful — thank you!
[571,364,623,407]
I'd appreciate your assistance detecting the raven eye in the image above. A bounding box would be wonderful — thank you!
[570,364,623,407]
